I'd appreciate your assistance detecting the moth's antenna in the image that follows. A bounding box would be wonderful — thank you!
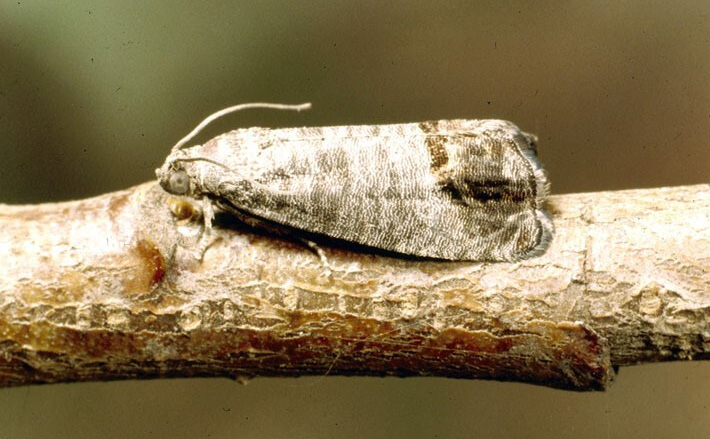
[172,102,312,151]
[172,156,232,171]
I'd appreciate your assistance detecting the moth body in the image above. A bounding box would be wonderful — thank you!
[156,117,552,262]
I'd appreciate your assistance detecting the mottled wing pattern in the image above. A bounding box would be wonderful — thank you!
[190,120,551,261]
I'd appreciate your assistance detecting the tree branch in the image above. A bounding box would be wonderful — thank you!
[1,183,708,390]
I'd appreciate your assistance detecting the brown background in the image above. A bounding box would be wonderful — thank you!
[1,1,709,437]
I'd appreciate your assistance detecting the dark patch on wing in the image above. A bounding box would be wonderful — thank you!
[424,135,449,175]
[418,120,439,134]
[441,178,530,204]
[260,167,292,189]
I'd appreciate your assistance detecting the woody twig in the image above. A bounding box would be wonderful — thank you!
[0,183,708,390]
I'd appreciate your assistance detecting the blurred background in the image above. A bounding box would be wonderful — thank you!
[1,1,709,437]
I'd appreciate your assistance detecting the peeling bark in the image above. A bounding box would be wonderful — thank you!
[0,183,708,390]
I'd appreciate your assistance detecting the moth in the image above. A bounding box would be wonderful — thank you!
[156,103,552,262]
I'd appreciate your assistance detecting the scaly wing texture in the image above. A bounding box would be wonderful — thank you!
[191,120,551,261]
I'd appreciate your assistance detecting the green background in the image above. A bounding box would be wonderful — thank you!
[1,1,709,437]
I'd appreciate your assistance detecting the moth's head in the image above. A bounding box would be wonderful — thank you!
[156,101,310,198]
[156,150,232,197]
[155,152,199,198]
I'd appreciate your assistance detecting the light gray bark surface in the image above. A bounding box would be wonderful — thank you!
[0,183,708,390]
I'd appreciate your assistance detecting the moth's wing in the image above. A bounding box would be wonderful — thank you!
[207,121,551,261]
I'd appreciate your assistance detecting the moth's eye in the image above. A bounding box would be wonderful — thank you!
[168,171,191,194]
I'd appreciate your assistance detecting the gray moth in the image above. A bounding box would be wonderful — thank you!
[156,103,552,262]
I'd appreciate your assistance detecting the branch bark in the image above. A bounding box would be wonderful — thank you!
[1,183,708,390]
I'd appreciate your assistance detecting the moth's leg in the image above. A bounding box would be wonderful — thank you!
[192,198,220,260]
[202,197,215,231]
[303,239,332,277]
[214,202,332,275]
